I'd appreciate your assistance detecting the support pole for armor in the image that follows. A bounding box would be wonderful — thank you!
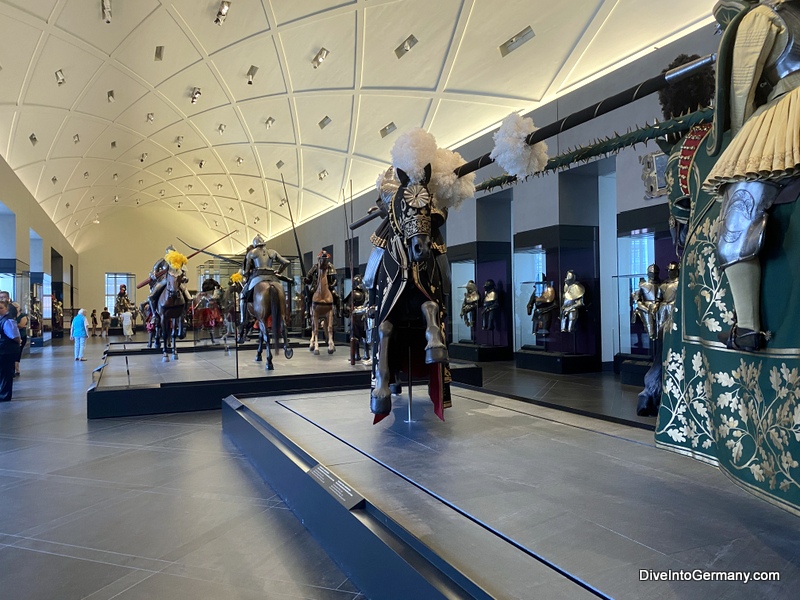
[280,174,306,280]
[342,185,357,365]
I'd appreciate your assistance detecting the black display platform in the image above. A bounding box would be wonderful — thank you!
[515,349,600,374]
[224,388,798,600]
[619,359,651,387]
[449,342,513,362]
[87,347,482,420]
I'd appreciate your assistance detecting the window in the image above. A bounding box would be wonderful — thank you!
[105,272,135,312]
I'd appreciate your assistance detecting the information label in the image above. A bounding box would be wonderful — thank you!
[308,463,364,510]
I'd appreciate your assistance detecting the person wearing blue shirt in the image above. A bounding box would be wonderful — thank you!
[0,299,22,402]
[70,308,89,362]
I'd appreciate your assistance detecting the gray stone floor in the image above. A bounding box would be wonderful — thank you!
[0,334,363,600]
[244,388,800,600]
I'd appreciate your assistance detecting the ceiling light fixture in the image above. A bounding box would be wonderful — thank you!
[176,135,183,148]
[84,172,90,179]
[236,157,244,166]
[65,202,70,209]
[102,0,112,24]
[51,176,57,184]
[146,112,154,123]
[154,45,164,61]
[93,214,100,224]
[187,184,193,191]
[113,173,118,181]
[198,160,206,169]
[107,90,115,103]
[90,196,95,201]
[140,153,148,162]
[318,169,328,180]
[167,167,173,174]
[73,133,80,144]
[254,216,260,224]
[318,116,331,129]
[394,34,418,59]
[248,188,255,195]
[177,202,183,209]
[138,179,143,185]
[214,220,218,227]
[190,87,201,104]
[229,207,234,213]
[312,47,329,69]
[201,202,208,210]
[160,189,165,197]
[379,122,396,138]
[276,160,284,169]
[214,1,231,25]
[216,183,223,190]
[217,123,226,134]
[29,133,37,146]
[111,140,117,149]
[246,65,258,85]
[55,69,66,86]
[114,195,119,202]
[499,25,535,57]
[136,198,140,205]
[265,116,275,129]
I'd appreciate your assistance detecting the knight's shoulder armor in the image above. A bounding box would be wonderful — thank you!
[763,1,800,87]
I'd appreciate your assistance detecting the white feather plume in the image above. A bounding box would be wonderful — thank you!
[490,113,549,178]
[390,128,438,184]
[429,148,474,209]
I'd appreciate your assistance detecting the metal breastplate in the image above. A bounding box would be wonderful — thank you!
[638,282,660,303]
[661,279,678,304]
[352,288,366,307]
[563,283,584,302]
[249,247,272,270]
[484,291,497,304]
[464,291,479,305]
[764,2,800,87]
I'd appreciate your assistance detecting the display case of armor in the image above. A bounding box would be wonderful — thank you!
[450,260,476,345]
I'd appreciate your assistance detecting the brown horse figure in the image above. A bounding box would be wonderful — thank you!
[247,279,293,369]
[155,268,186,362]
[307,251,336,355]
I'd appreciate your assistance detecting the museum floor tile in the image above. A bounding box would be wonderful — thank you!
[0,334,364,600]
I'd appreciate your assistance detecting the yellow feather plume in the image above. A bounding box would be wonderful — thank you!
[230,272,244,284]
[165,250,188,271]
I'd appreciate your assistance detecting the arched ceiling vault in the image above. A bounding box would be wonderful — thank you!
[0,0,713,253]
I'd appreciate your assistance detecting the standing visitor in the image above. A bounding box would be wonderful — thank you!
[14,305,28,377]
[101,307,111,337]
[0,299,22,402]
[90,309,98,336]
[121,309,133,341]
[70,308,89,361]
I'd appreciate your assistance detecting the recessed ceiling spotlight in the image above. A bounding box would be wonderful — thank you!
[114,195,119,202]
[217,123,226,135]
[176,135,183,148]
[55,69,66,86]
[138,179,143,185]
[254,215,260,224]
[73,133,80,144]
[318,169,328,180]
[187,184,193,191]
[201,202,208,210]
[177,201,183,209]
[160,189,165,197]
[90,196,95,201]
[111,140,117,149]
[146,112,154,123]
[113,173,118,181]
[394,34,418,59]
[29,133,37,146]
[216,183,223,190]
[499,25,535,57]
[84,171,90,179]
[198,160,206,169]
[228,207,234,213]
[248,188,255,195]
[102,0,112,24]
[107,90,115,103]
[136,198,140,205]
[214,220,218,227]
[154,45,164,61]
[140,153,148,162]
[51,176,58,184]
[276,160,284,169]
[167,167,173,174]
[379,122,397,138]
[65,202,70,209]
[93,214,100,224]
[190,87,201,104]
[214,1,231,25]
[265,116,275,129]
[236,157,244,166]
[311,47,329,69]
[318,116,331,129]
[246,65,258,85]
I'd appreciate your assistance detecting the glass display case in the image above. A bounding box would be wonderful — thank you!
[450,260,476,344]
[612,273,655,356]
[513,247,548,351]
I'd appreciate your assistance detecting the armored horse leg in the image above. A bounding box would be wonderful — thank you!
[421,300,447,364]
[326,308,336,354]
[371,319,394,415]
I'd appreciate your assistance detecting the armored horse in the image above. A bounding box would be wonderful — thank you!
[367,165,451,423]
[306,251,337,355]
[155,267,186,362]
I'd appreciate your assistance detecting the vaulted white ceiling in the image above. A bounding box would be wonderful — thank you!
[0,0,713,252]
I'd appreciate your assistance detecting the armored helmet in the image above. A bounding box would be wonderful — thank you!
[165,244,176,254]
[252,234,266,247]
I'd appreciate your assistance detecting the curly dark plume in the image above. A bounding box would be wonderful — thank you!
[657,54,716,120]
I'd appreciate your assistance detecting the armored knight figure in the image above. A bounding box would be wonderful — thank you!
[114,284,132,316]
[481,279,500,331]
[343,274,370,360]
[560,270,585,333]
[658,262,680,335]
[304,253,342,318]
[460,280,479,328]
[527,276,557,336]
[702,0,800,351]
[239,234,290,328]
[147,244,191,318]
[632,264,664,340]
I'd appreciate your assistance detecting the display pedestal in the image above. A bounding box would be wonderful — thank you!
[449,342,513,362]
[514,349,599,374]
[620,359,650,387]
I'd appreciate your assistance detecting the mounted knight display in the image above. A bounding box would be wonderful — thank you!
[359,129,476,423]
[305,250,339,355]
[147,246,191,361]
